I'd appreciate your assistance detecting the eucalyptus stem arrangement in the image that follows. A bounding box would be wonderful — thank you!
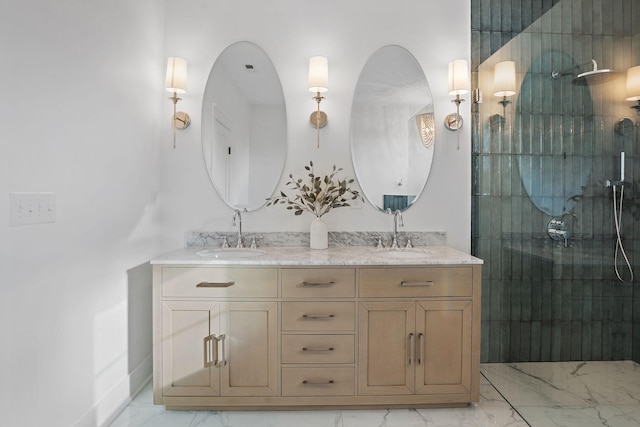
[267,161,362,218]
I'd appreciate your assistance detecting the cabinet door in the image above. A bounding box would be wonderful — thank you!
[358,301,415,395]
[415,300,472,395]
[162,300,220,397]
[219,301,278,396]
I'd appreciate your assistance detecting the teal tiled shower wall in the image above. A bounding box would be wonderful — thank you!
[471,0,640,362]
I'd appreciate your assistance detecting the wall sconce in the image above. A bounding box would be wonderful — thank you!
[494,60,516,112]
[626,64,640,118]
[308,56,328,148]
[445,59,469,150]
[165,57,190,149]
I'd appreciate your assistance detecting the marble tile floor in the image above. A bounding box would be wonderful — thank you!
[110,361,640,427]
[482,361,640,426]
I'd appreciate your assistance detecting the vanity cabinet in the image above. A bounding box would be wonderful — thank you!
[161,300,278,397]
[152,253,481,410]
[358,267,475,399]
[358,300,472,396]
[154,266,278,404]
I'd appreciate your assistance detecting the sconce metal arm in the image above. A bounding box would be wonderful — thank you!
[168,92,182,149]
[310,91,327,148]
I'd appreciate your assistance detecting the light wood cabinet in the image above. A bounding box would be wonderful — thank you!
[415,300,472,395]
[161,300,220,397]
[280,267,357,398]
[358,301,415,395]
[358,267,478,402]
[154,266,278,405]
[161,300,278,398]
[152,261,481,409]
[358,299,472,396]
[162,300,277,396]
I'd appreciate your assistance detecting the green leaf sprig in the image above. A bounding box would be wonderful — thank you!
[266,161,362,218]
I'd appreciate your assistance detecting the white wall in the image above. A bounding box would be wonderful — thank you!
[161,0,472,252]
[0,1,166,426]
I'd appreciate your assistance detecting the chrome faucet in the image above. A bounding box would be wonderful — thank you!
[386,208,404,248]
[232,209,245,248]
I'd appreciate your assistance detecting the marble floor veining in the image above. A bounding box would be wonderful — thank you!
[482,361,640,426]
[110,361,640,426]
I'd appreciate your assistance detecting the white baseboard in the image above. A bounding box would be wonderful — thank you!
[74,354,152,427]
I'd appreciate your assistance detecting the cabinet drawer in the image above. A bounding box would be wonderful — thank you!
[161,267,277,298]
[282,268,355,298]
[282,302,355,332]
[282,367,355,396]
[282,335,354,364]
[359,267,472,298]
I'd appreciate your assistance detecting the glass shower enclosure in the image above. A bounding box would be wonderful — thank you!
[471,0,640,363]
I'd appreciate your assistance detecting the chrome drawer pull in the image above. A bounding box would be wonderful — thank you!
[302,347,334,352]
[302,314,335,319]
[418,333,424,365]
[302,281,335,287]
[400,281,434,287]
[196,281,235,288]
[302,380,334,385]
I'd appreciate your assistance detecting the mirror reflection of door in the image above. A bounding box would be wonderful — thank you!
[202,41,287,211]
[210,106,232,202]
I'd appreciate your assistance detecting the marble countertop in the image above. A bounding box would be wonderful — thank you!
[151,245,483,266]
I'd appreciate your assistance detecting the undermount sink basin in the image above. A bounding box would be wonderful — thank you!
[377,249,432,259]
[196,248,266,259]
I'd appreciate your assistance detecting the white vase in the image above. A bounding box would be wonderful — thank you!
[309,216,328,249]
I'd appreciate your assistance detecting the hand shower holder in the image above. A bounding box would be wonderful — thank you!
[605,179,624,188]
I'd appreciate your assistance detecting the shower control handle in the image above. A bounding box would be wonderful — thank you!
[547,218,569,247]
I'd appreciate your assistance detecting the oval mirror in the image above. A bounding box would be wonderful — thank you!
[202,42,287,211]
[515,51,593,216]
[350,45,435,212]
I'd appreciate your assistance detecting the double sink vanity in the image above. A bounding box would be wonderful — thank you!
[156,38,482,411]
[151,244,482,410]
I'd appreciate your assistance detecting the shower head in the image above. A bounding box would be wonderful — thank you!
[571,59,613,85]
[551,59,615,85]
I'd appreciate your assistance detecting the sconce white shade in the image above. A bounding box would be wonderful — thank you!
[625,65,640,101]
[494,60,516,97]
[165,57,187,94]
[308,56,328,93]
[448,59,469,96]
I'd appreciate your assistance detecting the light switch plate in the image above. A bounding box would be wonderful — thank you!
[10,192,56,226]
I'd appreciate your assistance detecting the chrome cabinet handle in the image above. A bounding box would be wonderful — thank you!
[196,281,235,288]
[204,334,215,367]
[418,333,424,365]
[302,347,334,352]
[217,334,227,367]
[302,380,334,385]
[302,314,335,319]
[205,334,227,368]
[409,333,415,365]
[401,281,434,287]
[213,335,220,366]
[302,281,335,287]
